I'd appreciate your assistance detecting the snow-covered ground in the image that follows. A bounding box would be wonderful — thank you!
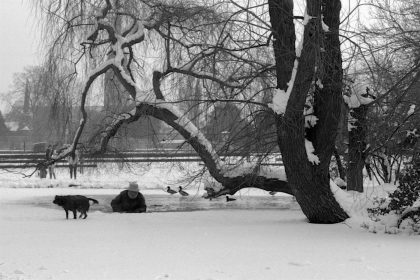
[1,163,419,280]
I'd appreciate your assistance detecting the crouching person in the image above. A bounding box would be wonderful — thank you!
[111,182,147,213]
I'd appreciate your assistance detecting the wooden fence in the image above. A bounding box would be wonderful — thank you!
[0,150,282,169]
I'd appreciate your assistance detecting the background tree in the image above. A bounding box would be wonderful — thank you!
[364,0,420,183]
[3,62,79,145]
[340,0,420,190]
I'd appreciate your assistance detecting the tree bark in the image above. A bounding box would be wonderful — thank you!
[347,105,368,192]
[268,0,295,89]
[333,147,346,180]
[269,0,348,223]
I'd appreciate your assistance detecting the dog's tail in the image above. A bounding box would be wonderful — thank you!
[88,198,99,204]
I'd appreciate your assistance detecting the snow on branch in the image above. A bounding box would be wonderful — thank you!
[343,92,373,109]
[302,10,315,26]
[407,104,416,116]
[153,100,223,171]
[406,128,418,137]
[269,9,313,115]
[305,139,320,165]
[321,15,329,32]
[123,21,145,44]
[84,2,226,174]
[72,1,148,155]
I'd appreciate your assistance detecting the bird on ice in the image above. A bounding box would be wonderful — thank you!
[166,186,177,194]
[178,186,189,196]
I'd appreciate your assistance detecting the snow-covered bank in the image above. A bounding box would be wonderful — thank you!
[0,162,196,190]
[0,162,283,197]
[331,182,420,235]
[1,162,420,279]
[1,187,420,280]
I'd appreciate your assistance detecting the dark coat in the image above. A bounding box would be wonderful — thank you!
[111,190,147,213]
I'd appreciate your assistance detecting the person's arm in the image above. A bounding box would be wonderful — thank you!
[111,194,123,212]
[133,193,147,213]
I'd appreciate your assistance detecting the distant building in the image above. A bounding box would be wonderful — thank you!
[0,115,31,150]
[0,110,8,135]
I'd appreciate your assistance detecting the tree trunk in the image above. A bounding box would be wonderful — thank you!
[269,0,348,223]
[380,156,391,183]
[268,0,295,89]
[347,105,368,192]
[333,147,346,180]
[278,122,348,223]
[394,158,402,185]
[347,158,364,192]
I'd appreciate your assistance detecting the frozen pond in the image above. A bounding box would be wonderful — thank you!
[0,161,296,214]
[7,193,299,213]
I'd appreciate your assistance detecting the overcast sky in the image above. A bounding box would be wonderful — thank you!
[0,0,41,95]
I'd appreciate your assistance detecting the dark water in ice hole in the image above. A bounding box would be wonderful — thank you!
[25,194,300,213]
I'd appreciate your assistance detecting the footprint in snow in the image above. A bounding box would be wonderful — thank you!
[288,261,312,267]
[155,274,170,279]
[14,269,24,274]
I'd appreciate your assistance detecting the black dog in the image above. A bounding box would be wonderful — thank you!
[53,195,98,219]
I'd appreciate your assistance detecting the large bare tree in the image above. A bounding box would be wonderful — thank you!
[37,0,372,223]
[267,0,348,222]
[37,0,293,196]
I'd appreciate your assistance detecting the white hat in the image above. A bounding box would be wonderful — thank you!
[127,182,139,192]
